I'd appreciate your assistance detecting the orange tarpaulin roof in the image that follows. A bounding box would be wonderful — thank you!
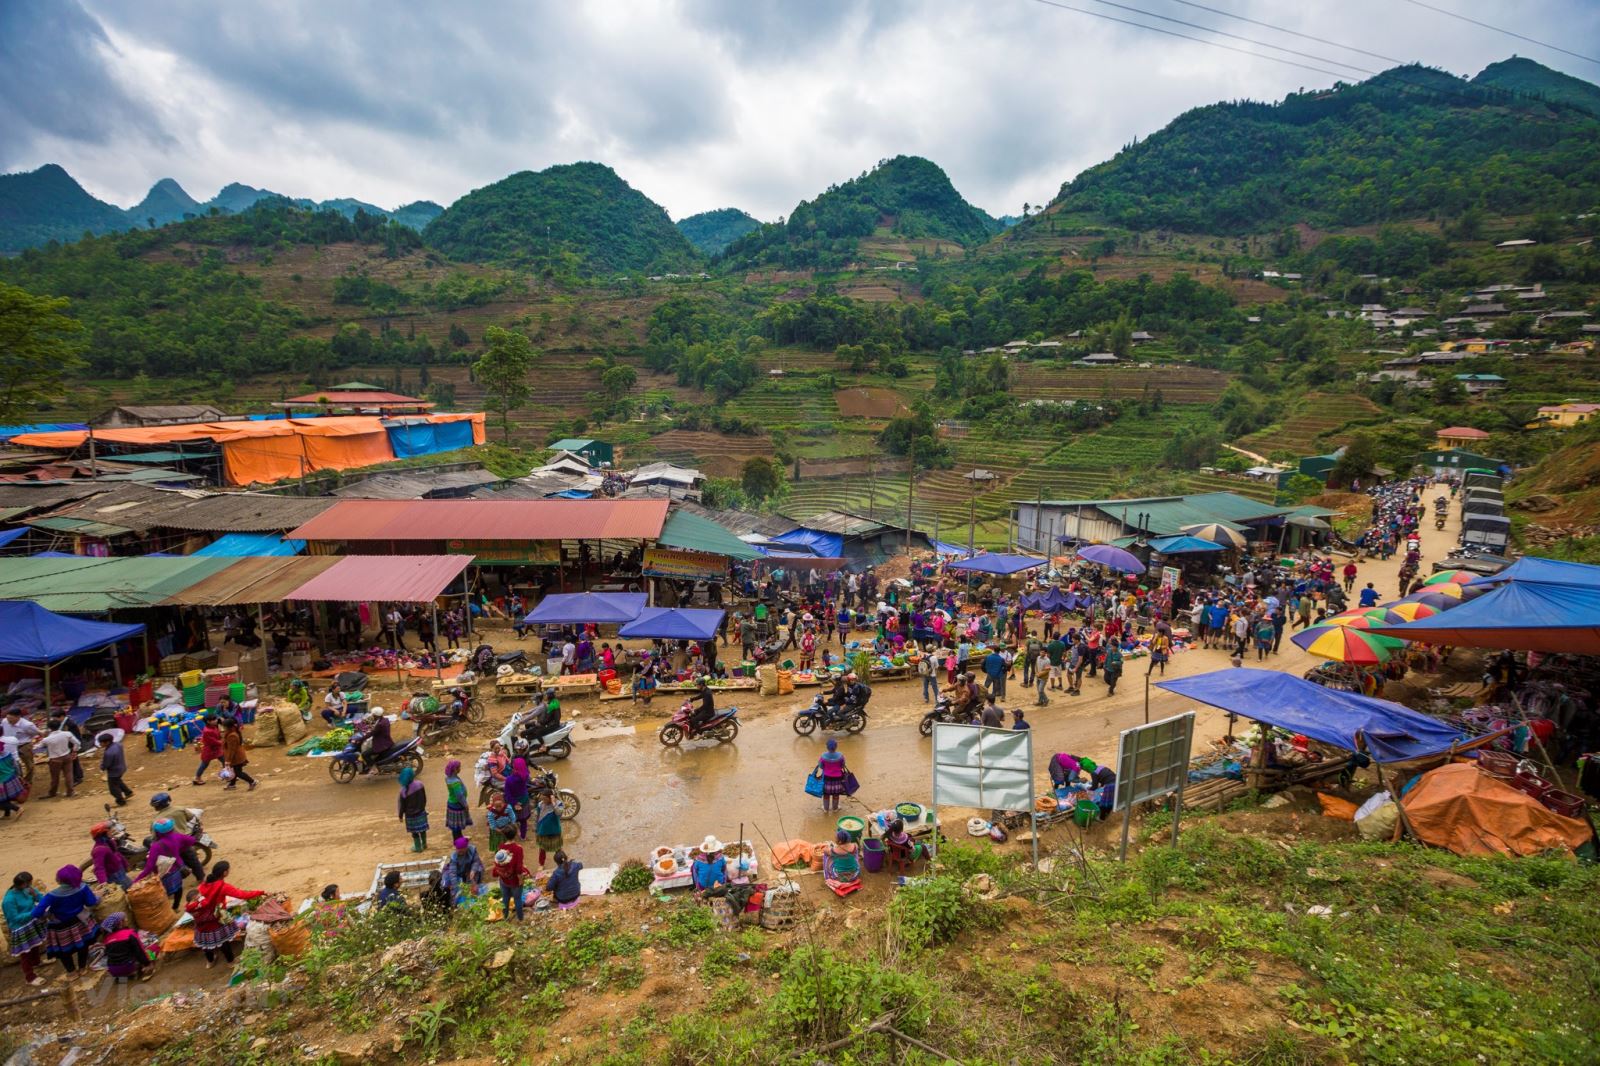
[11,414,486,486]
[1401,763,1591,858]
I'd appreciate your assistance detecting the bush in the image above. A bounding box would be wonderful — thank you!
[889,875,995,954]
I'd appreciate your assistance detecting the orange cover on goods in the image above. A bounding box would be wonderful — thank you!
[1401,763,1592,858]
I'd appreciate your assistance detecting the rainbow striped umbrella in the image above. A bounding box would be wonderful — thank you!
[1324,611,1384,629]
[1423,570,1475,587]
[1401,589,1462,610]
[1361,608,1411,626]
[1385,601,1440,622]
[1291,624,1403,663]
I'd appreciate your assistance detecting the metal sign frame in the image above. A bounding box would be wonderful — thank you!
[1113,710,1195,860]
[929,722,1038,868]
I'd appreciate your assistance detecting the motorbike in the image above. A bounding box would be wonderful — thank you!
[1435,514,1446,530]
[496,708,575,760]
[658,702,740,747]
[327,735,425,784]
[477,767,581,820]
[919,693,975,737]
[95,804,216,872]
[495,650,534,674]
[791,693,867,736]
[404,688,485,740]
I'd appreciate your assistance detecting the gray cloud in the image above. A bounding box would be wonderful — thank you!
[0,0,171,170]
[4,0,1595,220]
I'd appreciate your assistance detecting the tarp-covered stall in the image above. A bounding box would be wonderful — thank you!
[1369,581,1600,655]
[193,533,305,557]
[383,417,480,459]
[524,592,647,626]
[1401,763,1592,858]
[1157,669,1478,762]
[1465,556,1600,589]
[618,607,725,641]
[945,552,1048,576]
[0,601,145,663]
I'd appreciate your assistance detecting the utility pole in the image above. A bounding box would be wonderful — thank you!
[868,454,877,520]
[905,447,916,552]
[87,425,99,479]
[1034,488,1043,555]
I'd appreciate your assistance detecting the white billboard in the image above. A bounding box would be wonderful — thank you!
[931,722,1035,813]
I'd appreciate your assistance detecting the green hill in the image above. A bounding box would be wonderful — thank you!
[423,161,699,275]
[676,207,761,255]
[1472,56,1600,117]
[127,178,201,227]
[0,164,132,253]
[1040,59,1600,234]
[389,200,445,230]
[720,155,1001,270]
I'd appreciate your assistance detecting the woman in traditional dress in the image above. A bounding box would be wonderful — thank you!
[397,766,429,852]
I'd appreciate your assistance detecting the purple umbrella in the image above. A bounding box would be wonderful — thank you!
[1077,544,1146,574]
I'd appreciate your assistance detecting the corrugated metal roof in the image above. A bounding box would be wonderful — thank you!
[288,499,670,542]
[0,556,238,613]
[26,516,135,537]
[1018,493,1285,536]
[282,390,429,406]
[103,450,220,463]
[655,510,762,560]
[164,555,340,605]
[284,555,473,603]
[25,485,339,533]
[331,469,502,499]
[780,509,889,537]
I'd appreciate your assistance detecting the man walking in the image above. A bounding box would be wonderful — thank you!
[918,647,938,703]
[97,732,133,806]
[1,709,40,783]
[1045,634,1066,691]
[982,647,1007,700]
[41,720,80,798]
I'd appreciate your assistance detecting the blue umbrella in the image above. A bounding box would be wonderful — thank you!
[1077,543,1146,574]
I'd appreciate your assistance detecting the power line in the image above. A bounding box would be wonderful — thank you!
[1025,0,1358,80]
[1397,0,1600,67]
[1083,0,1377,75]
[1160,0,1407,65]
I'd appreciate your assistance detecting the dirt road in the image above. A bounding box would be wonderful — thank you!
[0,497,1457,910]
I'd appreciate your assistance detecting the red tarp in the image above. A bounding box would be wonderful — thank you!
[288,499,670,542]
[1402,764,1592,858]
[283,555,473,603]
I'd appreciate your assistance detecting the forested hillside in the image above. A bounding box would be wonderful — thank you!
[1042,60,1600,234]
[424,162,700,276]
[720,155,1000,271]
[676,208,761,255]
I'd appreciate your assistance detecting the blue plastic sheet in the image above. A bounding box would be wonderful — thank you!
[772,528,844,559]
[0,601,145,664]
[384,419,475,459]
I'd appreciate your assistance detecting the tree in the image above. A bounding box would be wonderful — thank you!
[0,282,84,424]
[1107,313,1134,360]
[474,325,537,439]
[1282,473,1326,504]
[741,456,782,501]
[599,365,637,402]
[1330,433,1378,487]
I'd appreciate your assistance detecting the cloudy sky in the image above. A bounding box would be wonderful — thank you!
[3,0,1597,220]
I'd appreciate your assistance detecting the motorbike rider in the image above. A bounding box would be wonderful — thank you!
[354,714,395,772]
[518,694,562,755]
[949,672,982,722]
[688,676,717,735]
[148,793,206,881]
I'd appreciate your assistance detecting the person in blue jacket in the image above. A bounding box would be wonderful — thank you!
[545,851,584,910]
[31,866,99,973]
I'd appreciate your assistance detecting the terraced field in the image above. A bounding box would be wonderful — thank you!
[721,380,840,430]
[1235,391,1383,458]
[646,430,775,478]
[1012,365,1229,404]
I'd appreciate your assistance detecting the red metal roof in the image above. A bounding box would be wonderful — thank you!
[1436,426,1490,439]
[287,499,671,542]
[283,555,473,603]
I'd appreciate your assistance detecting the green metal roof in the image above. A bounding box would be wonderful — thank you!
[1019,492,1286,536]
[548,438,601,451]
[1282,504,1341,519]
[655,509,761,561]
[0,557,237,613]
[26,516,135,537]
[106,450,219,463]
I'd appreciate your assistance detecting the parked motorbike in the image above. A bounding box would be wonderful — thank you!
[95,804,215,871]
[658,703,740,747]
[478,768,581,820]
[327,735,425,784]
[919,693,975,737]
[404,688,485,740]
[495,650,534,674]
[791,693,867,736]
[496,709,575,760]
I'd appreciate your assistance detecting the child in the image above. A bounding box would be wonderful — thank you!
[491,844,529,921]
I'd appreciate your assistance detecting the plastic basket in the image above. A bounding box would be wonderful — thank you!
[1542,789,1586,819]
[1476,750,1517,779]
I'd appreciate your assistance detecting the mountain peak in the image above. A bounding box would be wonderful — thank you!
[676,207,760,255]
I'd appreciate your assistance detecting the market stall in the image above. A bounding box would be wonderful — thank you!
[0,600,146,716]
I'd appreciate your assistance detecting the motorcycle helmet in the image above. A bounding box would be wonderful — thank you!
[152,818,175,835]
[89,821,111,838]
[150,792,172,811]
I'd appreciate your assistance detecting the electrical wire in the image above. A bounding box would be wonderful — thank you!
[1085,0,1377,75]
[1025,0,1357,80]
[1396,0,1600,67]
[1160,0,1407,65]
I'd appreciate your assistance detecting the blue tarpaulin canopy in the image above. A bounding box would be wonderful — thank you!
[1369,580,1600,655]
[1020,588,1083,612]
[931,540,973,557]
[193,533,305,557]
[1157,668,1478,763]
[618,607,725,640]
[1464,556,1600,588]
[945,552,1047,576]
[0,600,145,664]
[0,528,26,549]
[1148,535,1225,555]
[772,528,845,559]
[524,592,646,626]
[383,418,476,459]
